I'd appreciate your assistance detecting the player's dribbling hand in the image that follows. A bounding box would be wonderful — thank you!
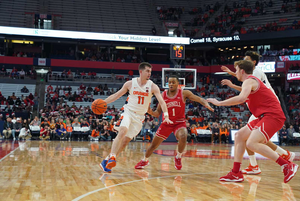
[221,79,233,87]
[207,98,221,106]
[163,117,173,124]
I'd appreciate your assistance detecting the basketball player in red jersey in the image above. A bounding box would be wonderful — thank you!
[221,51,294,175]
[135,74,214,170]
[207,60,298,183]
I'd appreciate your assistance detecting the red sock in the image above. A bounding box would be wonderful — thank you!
[232,162,241,173]
[276,156,289,166]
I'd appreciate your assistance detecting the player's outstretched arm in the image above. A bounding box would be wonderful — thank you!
[183,90,214,112]
[221,66,236,77]
[104,81,131,104]
[207,79,254,106]
[147,104,162,118]
[152,84,173,124]
[221,79,242,92]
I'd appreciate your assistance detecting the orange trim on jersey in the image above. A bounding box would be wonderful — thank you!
[133,91,149,96]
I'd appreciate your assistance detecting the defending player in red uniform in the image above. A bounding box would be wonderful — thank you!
[135,74,214,170]
[207,60,298,183]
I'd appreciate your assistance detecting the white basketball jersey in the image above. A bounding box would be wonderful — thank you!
[124,78,153,115]
[253,68,274,93]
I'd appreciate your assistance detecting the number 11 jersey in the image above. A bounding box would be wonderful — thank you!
[125,78,153,115]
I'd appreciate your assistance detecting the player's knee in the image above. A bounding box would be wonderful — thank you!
[246,140,255,151]
[234,131,245,142]
[177,132,187,140]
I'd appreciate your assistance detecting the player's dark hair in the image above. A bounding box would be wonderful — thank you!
[245,51,260,66]
[236,60,254,74]
[168,73,179,81]
[138,62,152,71]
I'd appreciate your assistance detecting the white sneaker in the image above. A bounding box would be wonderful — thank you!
[282,150,295,162]
[241,164,262,175]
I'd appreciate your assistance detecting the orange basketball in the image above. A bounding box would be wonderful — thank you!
[91,99,107,115]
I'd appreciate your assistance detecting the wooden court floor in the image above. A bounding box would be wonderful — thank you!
[0,140,299,201]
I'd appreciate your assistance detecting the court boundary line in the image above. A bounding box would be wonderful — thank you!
[0,146,20,163]
[72,171,226,201]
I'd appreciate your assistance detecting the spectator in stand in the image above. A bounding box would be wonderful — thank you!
[80,119,90,140]
[142,118,153,142]
[287,125,298,145]
[219,124,228,143]
[49,119,57,139]
[211,123,220,143]
[21,86,29,93]
[19,69,25,79]
[12,118,22,140]
[56,124,67,140]
[40,125,50,140]
[100,125,110,141]
[279,125,288,145]
[66,120,73,140]
[128,70,134,78]
[3,117,13,139]
[30,116,40,127]
[89,128,100,141]
[10,93,17,101]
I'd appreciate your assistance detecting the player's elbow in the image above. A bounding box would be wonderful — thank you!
[238,96,247,103]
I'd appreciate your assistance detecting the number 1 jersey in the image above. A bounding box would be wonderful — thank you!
[124,78,153,115]
[162,88,186,123]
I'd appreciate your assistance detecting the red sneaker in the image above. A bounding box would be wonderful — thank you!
[174,157,182,170]
[220,171,244,182]
[282,162,299,183]
[135,160,149,169]
[282,150,295,162]
[241,164,261,175]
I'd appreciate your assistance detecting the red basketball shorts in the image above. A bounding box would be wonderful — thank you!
[247,115,285,143]
[155,121,187,140]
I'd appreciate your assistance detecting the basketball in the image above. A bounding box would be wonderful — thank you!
[91,99,107,115]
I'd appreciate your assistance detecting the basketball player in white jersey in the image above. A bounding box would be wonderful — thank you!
[99,62,173,173]
[221,51,295,175]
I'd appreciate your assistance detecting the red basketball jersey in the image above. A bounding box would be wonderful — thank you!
[162,88,186,123]
[246,75,285,119]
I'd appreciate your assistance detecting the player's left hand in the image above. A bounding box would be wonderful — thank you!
[163,117,173,124]
[207,98,221,106]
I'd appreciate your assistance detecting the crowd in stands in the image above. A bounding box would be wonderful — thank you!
[0,66,36,79]
[157,6,183,21]
[12,52,42,58]
[200,0,300,37]
[0,91,37,113]
[45,84,121,105]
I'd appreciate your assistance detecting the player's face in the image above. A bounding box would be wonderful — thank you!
[168,77,179,92]
[235,66,242,81]
[140,66,152,80]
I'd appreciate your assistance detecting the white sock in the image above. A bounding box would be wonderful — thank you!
[105,156,110,160]
[176,152,182,159]
[143,156,148,161]
[110,153,116,158]
[249,155,257,166]
[275,146,288,156]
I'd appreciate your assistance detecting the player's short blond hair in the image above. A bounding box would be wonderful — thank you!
[235,60,254,74]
